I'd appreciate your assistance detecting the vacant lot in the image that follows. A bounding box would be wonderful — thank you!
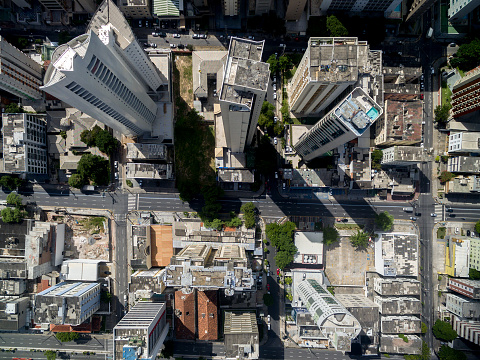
[173,54,215,197]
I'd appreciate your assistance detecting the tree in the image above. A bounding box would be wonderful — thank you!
[0,175,22,190]
[350,230,370,248]
[375,211,394,231]
[186,44,194,51]
[68,173,86,189]
[44,350,57,360]
[77,154,110,186]
[421,322,428,334]
[55,332,80,342]
[432,319,458,342]
[323,226,339,245]
[101,291,112,303]
[226,216,242,228]
[6,192,22,207]
[469,267,480,280]
[285,277,292,285]
[205,218,224,231]
[263,293,274,306]
[266,54,278,74]
[439,171,455,184]
[17,37,28,48]
[1,207,25,223]
[278,55,291,73]
[371,149,383,170]
[434,104,451,124]
[450,38,480,71]
[326,15,348,37]
[95,129,118,154]
[241,202,257,228]
[275,250,294,270]
[258,101,275,130]
[4,103,25,113]
[438,345,466,360]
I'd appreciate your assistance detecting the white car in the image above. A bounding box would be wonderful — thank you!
[455,227,459,234]
[274,116,278,123]
[173,33,181,38]
[170,43,177,48]
[274,137,277,145]
[273,83,276,91]
[114,161,118,169]
[273,92,277,100]
[431,213,437,217]
[472,231,476,238]
[114,172,119,180]
[267,315,271,323]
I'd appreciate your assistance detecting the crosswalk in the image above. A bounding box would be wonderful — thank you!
[127,194,137,211]
[434,204,444,221]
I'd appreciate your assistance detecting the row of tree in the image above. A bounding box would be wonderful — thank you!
[68,154,110,189]
[80,125,119,155]
[1,192,26,223]
[265,221,297,269]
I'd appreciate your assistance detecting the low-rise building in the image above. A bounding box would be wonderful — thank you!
[0,297,29,331]
[174,289,195,340]
[60,259,103,281]
[197,290,218,341]
[34,282,100,326]
[126,143,170,161]
[448,156,480,174]
[0,280,26,296]
[380,316,421,334]
[224,311,259,360]
[192,51,227,100]
[119,0,152,18]
[383,66,422,101]
[2,113,47,175]
[374,233,418,277]
[374,297,421,315]
[379,335,423,355]
[374,100,423,146]
[126,163,173,180]
[448,278,480,299]
[293,231,323,266]
[446,293,480,320]
[113,302,168,360]
[380,146,425,166]
[448,132,480,153]
[445,236,474,277]
[446,175,480,194]
[129,268,166,299]
[373,278,421,296]
[131,224,173,269]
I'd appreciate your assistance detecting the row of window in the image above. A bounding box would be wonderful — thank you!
[1,70,41,93]
[66,81,145,135]
[87,56,155,123]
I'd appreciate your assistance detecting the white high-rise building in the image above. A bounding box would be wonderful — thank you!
[0,37,43,100]
[41,0,166,136]
[219,37,269,153]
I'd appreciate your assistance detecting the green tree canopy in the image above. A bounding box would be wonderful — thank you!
[278,55,291,73]
[4,103,25,113]
[1,207,25,223]
[450,38,480,71]
[435,104,451,124]
[439,171,455,184]
[68,173,86,189]
[240,202,257,228]
[266,54,278,74]
[350,230,370,248]
[101,291,112,303]
[432,319,458,342]
[80,125,118,154]
[326,15,348,37]
[6,192,22,207]
[55,332,80,342]
[0,175,22,190]
[371,149,383,170]
[205,218,224,231]
[226,216,242,228]
[470,267,480,280]
[44,350,57,360]
[438,344,466,360]
[323,226,339,245]
[275,250,294,270]
[375,211,394,231]
[258,101,275,130]
[77,154,110,186]
[266,221,297,269]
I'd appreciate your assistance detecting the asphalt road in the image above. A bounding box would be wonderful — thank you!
[0,349,107,360]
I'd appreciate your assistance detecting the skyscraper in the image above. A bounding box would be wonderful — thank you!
[451,65,480,119]
[318,0,402,18]
[0,37,43,100]
[287,37,371,117]
[293,87,382,162]
[41,0,166,136]
[219,37,269,153]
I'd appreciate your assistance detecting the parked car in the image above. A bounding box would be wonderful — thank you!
[274,116,278,123]
[276,268,280,275]
[177,44,185,49]
[446,208,454,212]
[455,227,459,234]
[266,284,270,291]
[114,161,118,169]
[467,230,471,237]
[201,34,207,39]
[192,34,200,39]
[431,213,437,217]
[274,137,277,145]
[114,172,119,180]
[173,33,181,38]
[273,92,277,100]
[410,217,417,221]
[170,43,177,48]
[472,231,476,238]
[273,83,276,91]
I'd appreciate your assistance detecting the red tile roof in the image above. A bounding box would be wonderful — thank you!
[197,290,218,341]
[174,290,195,340]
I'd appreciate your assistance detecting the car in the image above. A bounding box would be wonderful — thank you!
[449,42,457,47]
[274,137,277,145]
[467,230,471,237]
[152,32,158,37]
[145,20,150,28]
[410,217,417,221]
[275,172,278,179]
[431,213,437,217]
[267,315,271,323]
[446,208,454,212]
[114,172,119,180]
[248,35,254,40]
[177,44,185,49]
[277,268,280,275]
[173,33,181,38]
[138,20,142,27]
[472,231,476,238]
[283,182,286,190]
[170,43,176,48]
[336,218,342,222]
[455,227,460,234]
[420,74,424,81]
[431,67,435,74]
[159,32,167,37]
[192,34,199,39]
[213,89,217,97]
[273,92,277,100]
[273,83,276,91]
[415,212,421,216]
[449,213,456,217]
[420,143,424,148]
[274,116,278,123]
[138,180,143,186]
[279,43,286,47]
[266,284,270,291]
[420,83,425,90]
[273,76,277,82]
[114,161,118,169]
[420,93,424,100]
[201,34,207,39]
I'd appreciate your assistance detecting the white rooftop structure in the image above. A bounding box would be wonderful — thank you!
[60,259,102,281]
[294,231,323,266]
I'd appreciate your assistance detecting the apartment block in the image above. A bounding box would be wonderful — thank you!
[446,175,480,194]
[452,66,480,119]
[374,100,423,146]
[448,278,480,299]
[224,312,259,360]
[0,280,26,295]
[219,37,269,153]
[126,143,169,161]
[374,297,421,315]
[380,146,425,166]
[293,87,382,162]
[446,293,480,320]
[453,316,480,345]
[374,233,418,277]
[119,0,151,18]
[374,278,421,296]
[42,0,167,137]
[449,0,480,22]
[0,297,29,331]
[34,282,100,326]
[287,37,369,116]
[448,156,480,173]
[448,132,480,153]
[113,302,168,360]
[224,0,238,15]
[0,36,43,100]
[318,0,403,17]
[381,316,421,334]
[2,113,47,175]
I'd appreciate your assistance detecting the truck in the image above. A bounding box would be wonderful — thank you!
[403,207,414,213]
[426,27,433,39]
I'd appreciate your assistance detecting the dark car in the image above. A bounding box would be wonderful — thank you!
[415,212,421,216]
[467,230,471,237]
[177,44,185,49]
[104,271,111,275]
[449,213,456,217]
[446,208,454,212]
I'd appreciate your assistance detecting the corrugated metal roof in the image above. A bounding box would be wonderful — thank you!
[153,0,180,16]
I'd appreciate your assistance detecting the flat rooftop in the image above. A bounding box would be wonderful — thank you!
[126,143,167,160]
[125,163,173,179]
[374,233,418,277]
[228,37,264,62]
[115,301,165,328]
[224,311,257,334]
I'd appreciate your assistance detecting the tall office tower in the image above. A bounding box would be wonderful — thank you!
[318,0,402,18]
[219,38,269,153]
[0,37,43,100]
[41,0,165,136]
[449,0,480,22]
[293,87,382,162]
[451,66,480,119]
[120,0,152,18]
[287,37,371,117]
[285,0,307,20]
[406,0,436,22]
[255,0,271,15]
[224,0,238,15]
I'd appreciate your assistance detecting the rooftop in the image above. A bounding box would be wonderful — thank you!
[379,335,423,354]
[294,231,323,265]
[381,316,421,334]
[376,100,423,145]
[446,175,480,194]
[217,169,255,183]
[197,290,218,340]
[373,278,421,296]
[115,301,165,328]
[60,259,102,281]
[174,290,195,340]
[192,51,227,99]
[224,311,257,334]
[374,296,421,315]
[448,278,480,299]
[374,233,419,277]
[381,146,425,164]
[126,143,168,160]
[126,163,173,179]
